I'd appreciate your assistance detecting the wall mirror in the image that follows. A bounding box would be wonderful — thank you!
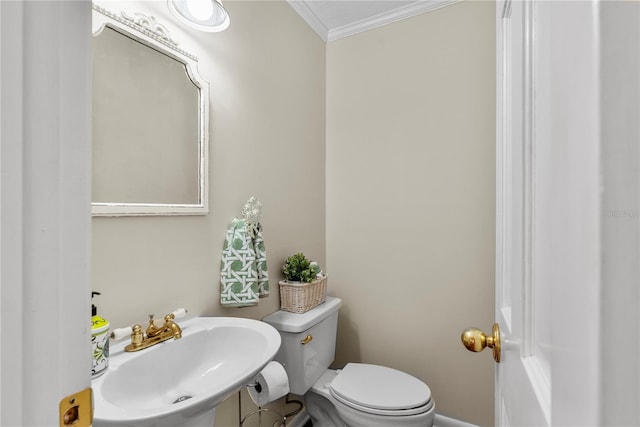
[92,4,209,216]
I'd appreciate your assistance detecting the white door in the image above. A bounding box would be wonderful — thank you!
[0,1,92,425]
[493,0,603,425]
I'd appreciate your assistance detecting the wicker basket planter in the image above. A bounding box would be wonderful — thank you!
[278,274,327,314]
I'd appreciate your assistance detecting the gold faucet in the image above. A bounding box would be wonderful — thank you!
[124,313,183,352]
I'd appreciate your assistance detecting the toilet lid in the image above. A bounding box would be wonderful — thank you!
[329,363,431,413]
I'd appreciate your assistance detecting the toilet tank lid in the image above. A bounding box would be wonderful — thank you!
[262,296,342,333]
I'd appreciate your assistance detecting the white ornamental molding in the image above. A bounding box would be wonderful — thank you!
[92,4,198,61]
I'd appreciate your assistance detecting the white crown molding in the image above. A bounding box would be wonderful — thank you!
[328,0,462,41]
[286,0,330,42]
[287,0,462,43]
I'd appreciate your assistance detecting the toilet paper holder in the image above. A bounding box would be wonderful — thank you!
[238,390,303,427]
[240,407,283,427]
[242,361,302,426]
[239,387,285,427]
[247,381,262,394]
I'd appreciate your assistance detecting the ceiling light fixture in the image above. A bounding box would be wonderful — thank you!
[168,0,230,32]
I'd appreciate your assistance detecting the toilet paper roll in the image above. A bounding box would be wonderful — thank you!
[247,361,290,406]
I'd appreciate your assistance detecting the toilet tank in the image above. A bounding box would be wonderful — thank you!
[262,297,342,395]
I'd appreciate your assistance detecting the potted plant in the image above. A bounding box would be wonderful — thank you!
[283,252,321,283]
[279,253,327,313]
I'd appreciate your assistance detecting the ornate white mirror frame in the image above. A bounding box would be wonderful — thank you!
[91,4,209,216]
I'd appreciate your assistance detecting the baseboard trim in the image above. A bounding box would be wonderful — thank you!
[285,410,478,427]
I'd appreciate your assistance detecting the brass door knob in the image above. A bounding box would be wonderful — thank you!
[461,323,501,363]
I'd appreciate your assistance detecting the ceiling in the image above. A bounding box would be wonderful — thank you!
[286,0,460,42]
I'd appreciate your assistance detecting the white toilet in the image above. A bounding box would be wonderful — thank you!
[262,296,435,427]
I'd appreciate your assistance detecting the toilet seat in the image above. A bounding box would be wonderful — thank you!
[328,363,433,416]
[330,390,434,417]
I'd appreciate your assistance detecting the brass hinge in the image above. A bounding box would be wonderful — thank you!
[59,387,92,426]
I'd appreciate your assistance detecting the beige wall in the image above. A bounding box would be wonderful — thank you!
[92,0,495,425]
[92,0,325,333]
[91,1,325,425]
[326,2,496,426]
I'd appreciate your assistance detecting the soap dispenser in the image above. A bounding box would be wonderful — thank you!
[91,292,110,378]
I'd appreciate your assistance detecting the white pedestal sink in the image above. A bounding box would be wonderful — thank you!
[92,317,281,427]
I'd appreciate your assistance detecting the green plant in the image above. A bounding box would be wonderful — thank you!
[282,253,321,283]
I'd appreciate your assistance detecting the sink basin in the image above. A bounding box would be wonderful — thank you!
[92,317,281,427]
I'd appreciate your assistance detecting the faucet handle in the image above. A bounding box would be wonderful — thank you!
[147,314,157,329]
[130,324,143,348]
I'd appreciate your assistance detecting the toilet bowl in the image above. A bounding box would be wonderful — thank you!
[262,297,435,427]
[307,365,435,427]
